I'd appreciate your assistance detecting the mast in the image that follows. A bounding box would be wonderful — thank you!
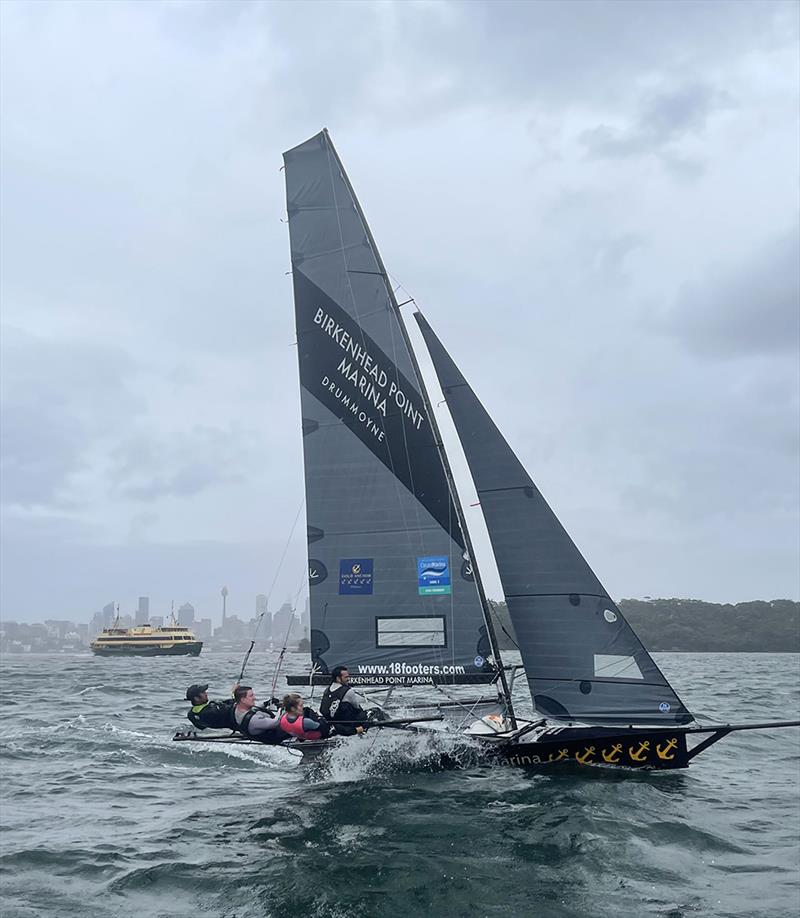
[324,131,517,727]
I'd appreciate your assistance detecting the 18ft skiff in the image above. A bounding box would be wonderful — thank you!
[176,130,798,770]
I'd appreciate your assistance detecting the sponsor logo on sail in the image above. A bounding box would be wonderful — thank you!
[339,558,374,595]
[417,556,452,595]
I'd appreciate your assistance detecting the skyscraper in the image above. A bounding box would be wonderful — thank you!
[102,602,116,627]
[136,597,150,626]
[177,603,195,627]
[272,601,297,645]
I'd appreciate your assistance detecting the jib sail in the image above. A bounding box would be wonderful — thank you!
[414,312,693,724]
[283,131,494,686]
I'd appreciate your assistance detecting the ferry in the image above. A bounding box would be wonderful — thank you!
[90,623,203,657]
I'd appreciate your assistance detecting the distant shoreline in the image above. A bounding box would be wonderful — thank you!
[492,598,800,654]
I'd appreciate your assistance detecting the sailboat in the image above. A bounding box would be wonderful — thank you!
[176,129,798,768]
[274,128,800,771]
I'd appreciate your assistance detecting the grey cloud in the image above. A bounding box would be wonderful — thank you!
[0,326,142,508]
[254,0,793,126]
[109,425,260,502]
[1,0,797,618]
[0,512,302,622]
[663,224,800,358]
[579,82,727,169]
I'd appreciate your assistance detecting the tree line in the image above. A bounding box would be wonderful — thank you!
[489,598,800,653]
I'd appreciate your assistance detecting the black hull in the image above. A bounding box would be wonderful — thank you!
[489,726,690,771]
[91,643,203,657]
[171,720,800,772]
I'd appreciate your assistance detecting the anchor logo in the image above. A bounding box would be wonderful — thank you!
[601,743,623,763]
[575,746,596,764]
[548,748,569,762]
[656,738,678,760]
[628,740,651,762]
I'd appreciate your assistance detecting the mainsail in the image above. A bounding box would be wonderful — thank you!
[283,131,493,685]
[414,312,693,725]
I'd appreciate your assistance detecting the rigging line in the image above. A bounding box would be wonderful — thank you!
[388,283,485,671]
[432,683,496,730]
[486,601,520,651]
[266,499,306,605]
[392,292,517,725]
[235,499,305,684]
[269,565,309,702]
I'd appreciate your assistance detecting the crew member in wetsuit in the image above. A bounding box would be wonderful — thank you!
[185,684,236,731]
[233,685,289,745]
[319,665,369,736]
[279,693,331,740]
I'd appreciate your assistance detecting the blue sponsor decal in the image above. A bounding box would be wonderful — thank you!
[339,558,374,595]
[659,702,671,713]
[474,655,485,668]
[417,556,452,596]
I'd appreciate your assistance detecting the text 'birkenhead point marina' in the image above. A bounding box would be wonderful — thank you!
[313,306,426,430]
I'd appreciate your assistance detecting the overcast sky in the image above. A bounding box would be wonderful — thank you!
[1,0,798,624]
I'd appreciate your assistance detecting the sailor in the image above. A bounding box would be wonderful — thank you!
[185,684,236,731]
[233,685,289,744]
[319,665,369,736]
[278,693,331,740]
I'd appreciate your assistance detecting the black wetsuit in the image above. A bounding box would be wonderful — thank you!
[320,684,368,736]
[187,699,236,731]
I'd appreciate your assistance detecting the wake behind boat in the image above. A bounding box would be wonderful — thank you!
[183,130,796,772]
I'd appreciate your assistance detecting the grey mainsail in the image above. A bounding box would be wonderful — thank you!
[414,312,693,725]
[283,131,493,685]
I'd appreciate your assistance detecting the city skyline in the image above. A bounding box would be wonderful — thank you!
[1,590,310,655]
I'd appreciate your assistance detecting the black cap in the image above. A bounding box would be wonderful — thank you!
[185,683,208,701]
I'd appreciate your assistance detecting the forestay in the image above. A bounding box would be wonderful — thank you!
[415,312,693,724]
[283,131,493,686]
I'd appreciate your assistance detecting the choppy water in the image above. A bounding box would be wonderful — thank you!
[1,652,798,918]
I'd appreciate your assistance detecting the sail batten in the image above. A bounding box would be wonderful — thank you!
[414,311,693,725]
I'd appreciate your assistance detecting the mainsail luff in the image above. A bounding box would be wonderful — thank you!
[283,130,496,684]
[322,131,516,720]
[414,311,693,726]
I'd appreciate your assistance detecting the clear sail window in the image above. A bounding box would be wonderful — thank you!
[376,617,446,647]
[593,654,644,679]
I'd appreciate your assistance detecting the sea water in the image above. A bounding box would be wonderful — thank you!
[0,652,798,918]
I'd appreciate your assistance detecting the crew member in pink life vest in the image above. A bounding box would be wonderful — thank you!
[279,693,332,740]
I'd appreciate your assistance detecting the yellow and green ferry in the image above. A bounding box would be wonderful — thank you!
[90,624,203,657]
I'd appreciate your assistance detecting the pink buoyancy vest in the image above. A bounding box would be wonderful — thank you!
[279,713,322,740]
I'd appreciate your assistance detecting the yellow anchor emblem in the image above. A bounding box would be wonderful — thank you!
[575,746,596,764]
[656,738,678,760]
[629,740,650,762]
[548,748,569,762]
[601,743,622,763]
